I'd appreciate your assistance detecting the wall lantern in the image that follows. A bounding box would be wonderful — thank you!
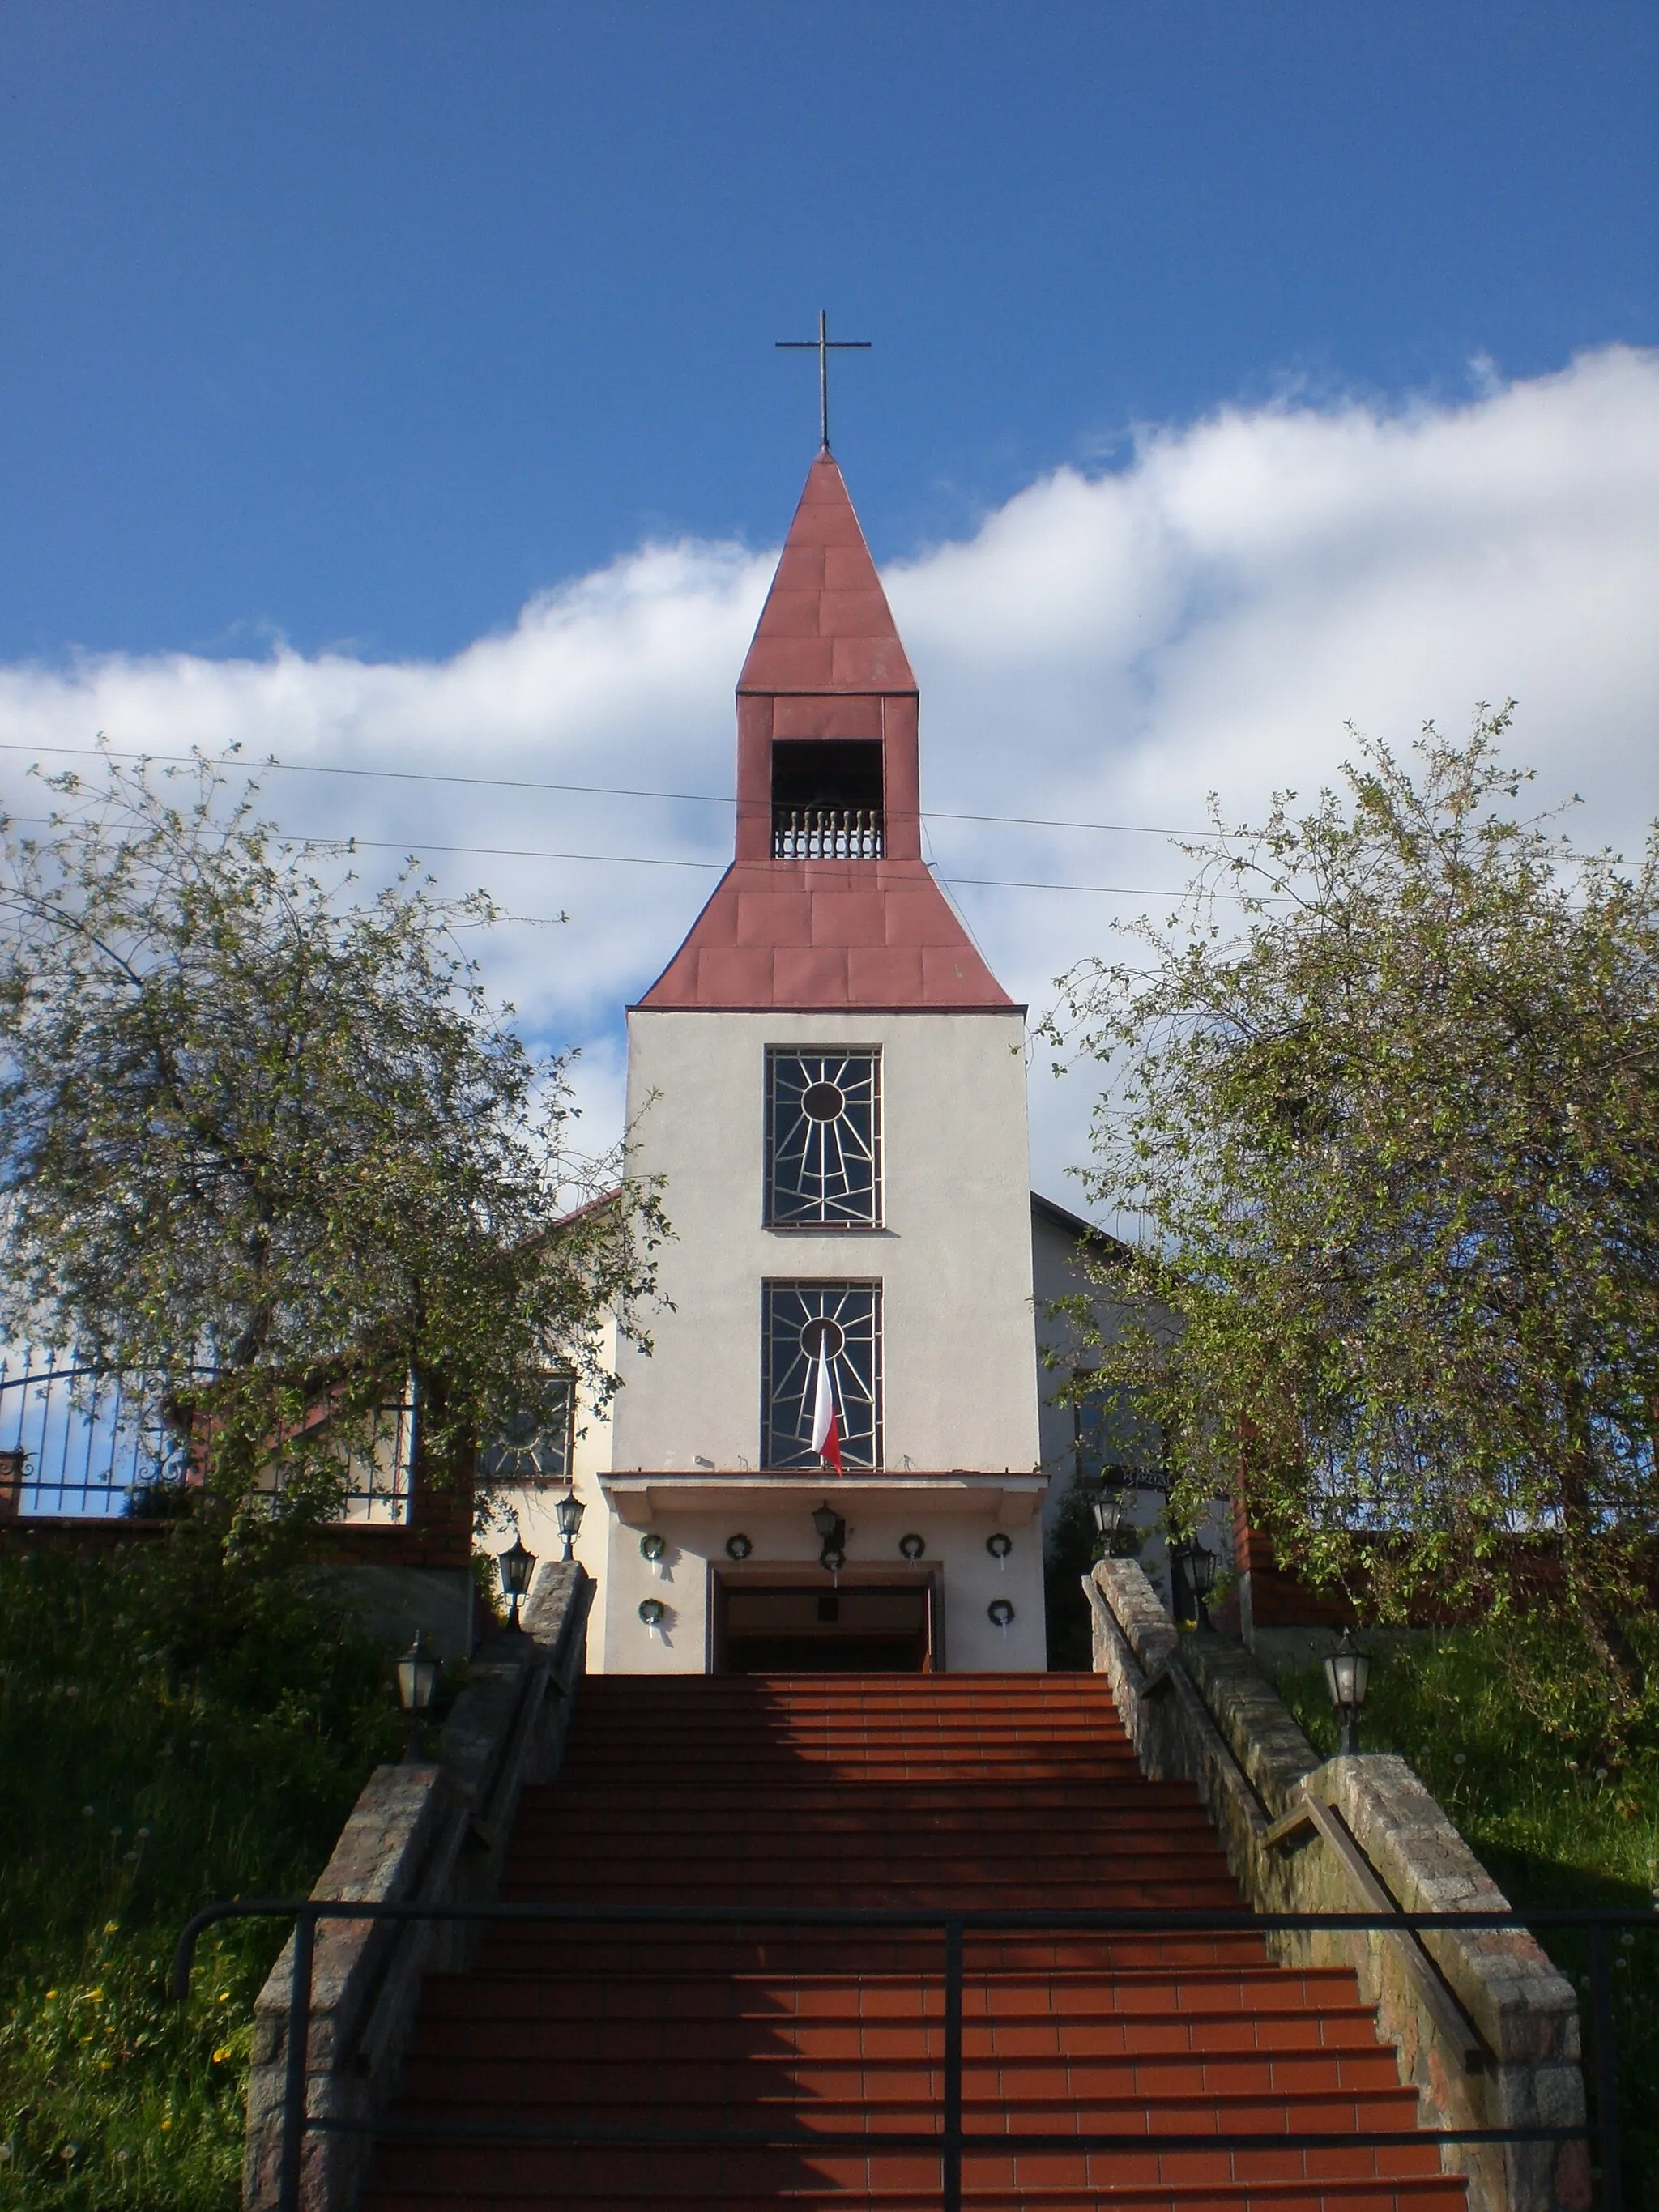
[394,1630,441,1758]
[638,1597,667,1633]
[898,1533,926,1562]
[725,1533,753,1562]
[1323,1627,1371,1755]
[1089,1483,1126,1542]
[554,1488,585,1562]
[639,1532,667,1565]
[986,1531,1013,1566]
[1186,1541,1218,1633]
[812,1502,847,1574]
[497,1535,537,1633]
[987,1599,1015,1631]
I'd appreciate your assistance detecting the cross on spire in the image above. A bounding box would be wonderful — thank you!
[775,310,871,453]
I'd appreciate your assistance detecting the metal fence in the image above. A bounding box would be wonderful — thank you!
[173,1896,1648,2212]
[0,1347,415,1523]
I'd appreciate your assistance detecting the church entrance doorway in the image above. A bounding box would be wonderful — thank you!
[713,1577,936,1673]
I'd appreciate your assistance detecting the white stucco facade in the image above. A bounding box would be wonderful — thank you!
[613,1008,1040,1478]
[539,1004,1049,1674]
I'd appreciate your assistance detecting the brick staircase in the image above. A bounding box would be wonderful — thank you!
[363,1673,1464,2211]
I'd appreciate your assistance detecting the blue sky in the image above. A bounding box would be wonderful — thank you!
[2,2,1653,663]
[2,6,1657,1198]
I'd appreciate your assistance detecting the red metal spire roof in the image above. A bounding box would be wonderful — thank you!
[632,859,1016,1011]
[737,454,917,696]
[634,454,1014,1014]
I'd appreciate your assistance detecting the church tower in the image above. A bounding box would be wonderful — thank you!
[587,452,1046,1672]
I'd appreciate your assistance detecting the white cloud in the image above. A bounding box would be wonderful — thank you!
[2,345,1657,1200]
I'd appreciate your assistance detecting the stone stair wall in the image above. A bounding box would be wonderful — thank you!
[1085,1558,1587,2212]
[242,1560,591,2212]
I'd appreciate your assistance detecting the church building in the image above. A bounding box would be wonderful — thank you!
[513,449,1112,1673]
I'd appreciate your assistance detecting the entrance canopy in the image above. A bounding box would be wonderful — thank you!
[603,1470,1043,1528]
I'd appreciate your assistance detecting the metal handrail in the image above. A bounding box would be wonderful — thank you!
[176,1898,1647,2212]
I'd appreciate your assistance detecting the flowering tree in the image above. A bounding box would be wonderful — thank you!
[1051,711,1659,1733]
[0,748,663,1528]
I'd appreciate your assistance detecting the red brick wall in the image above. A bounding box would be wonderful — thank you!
[1233,1493,1354,1630]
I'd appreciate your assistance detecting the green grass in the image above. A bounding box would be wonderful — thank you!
[1258,1626,1659,2201]
[0,1542,402,2210]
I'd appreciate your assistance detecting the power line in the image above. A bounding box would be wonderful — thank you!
[309,837,720,871]
[0,739,1209,840]
[151,829,1275,900]
[0,812,1286,903]
[171,827,1253,898]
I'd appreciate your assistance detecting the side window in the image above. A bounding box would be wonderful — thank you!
[1075,1391,1115,1484]
[477,1375,576,1485]
[765,1048,881,1227]
[1073,1375,1162,1487]
[761,1281,882,1469]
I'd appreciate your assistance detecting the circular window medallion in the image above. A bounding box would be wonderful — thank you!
[800,1316,846,1360]
[800,1080,846,1123]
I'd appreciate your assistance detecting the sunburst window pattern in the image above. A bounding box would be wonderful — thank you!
[476,1375,575,1485]
[762,1281,882,1470]
[766,1050,881,1226]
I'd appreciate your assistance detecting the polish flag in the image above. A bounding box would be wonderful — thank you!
[811,1340,842,1473]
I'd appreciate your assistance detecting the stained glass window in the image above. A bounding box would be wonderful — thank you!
[477,1375,575,1485]
[761,1281,882,1470]
[765,1049,881,1226]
